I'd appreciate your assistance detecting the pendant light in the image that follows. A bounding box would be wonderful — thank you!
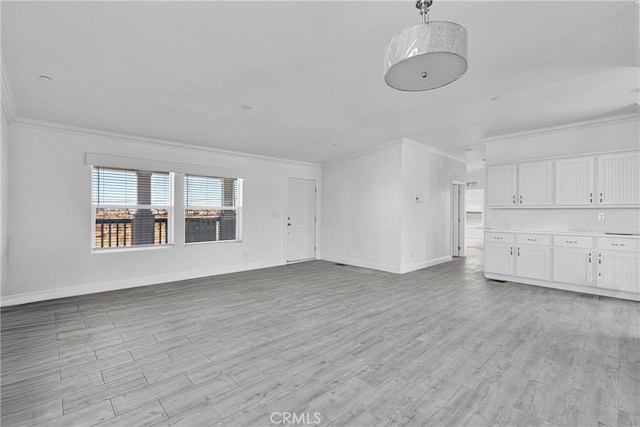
[384,0,468,91]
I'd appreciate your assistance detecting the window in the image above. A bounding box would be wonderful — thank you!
[92,167,173,249]
[184,175,242,243]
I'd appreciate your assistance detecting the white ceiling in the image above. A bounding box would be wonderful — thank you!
[2,1,639,164]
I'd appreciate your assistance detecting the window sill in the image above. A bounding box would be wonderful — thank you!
[92,244,174,254]
[185,240,243,247]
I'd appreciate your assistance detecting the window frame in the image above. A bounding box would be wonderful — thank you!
[183,174,244,245]
[91,166,175,252]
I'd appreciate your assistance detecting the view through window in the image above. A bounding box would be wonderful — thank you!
[92,167,172,249]
[184,175,241,243]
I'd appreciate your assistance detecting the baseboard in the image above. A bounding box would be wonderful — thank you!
[484,273,640,302]
[320,255,402,274]
[400,256,453,274]
[0,259,284,307]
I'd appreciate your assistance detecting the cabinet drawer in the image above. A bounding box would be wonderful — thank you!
[485,232,515,243]
[516,234,551,246]
[553,235,594,249]
[597,237,640,252]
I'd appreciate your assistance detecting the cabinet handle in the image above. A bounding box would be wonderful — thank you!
[588,252,592,263]
[494,236,503,240]
[517,247,520,256]
[589,192,593,204]
[598,253,601,264]
[566,240,577,244]
[512,195,516,204]
[510,246,513,255]
[611,243,628,247]
[527,238,537,242]
[599,192,603,203]
[519,195,523,204]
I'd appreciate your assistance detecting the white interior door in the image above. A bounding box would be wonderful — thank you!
[286,178,316,262]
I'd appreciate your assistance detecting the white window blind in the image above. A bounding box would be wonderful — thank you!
[184,175,242,243]
[92,167,173,249]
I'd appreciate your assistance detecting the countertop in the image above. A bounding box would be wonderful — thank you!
[483,229,640,239]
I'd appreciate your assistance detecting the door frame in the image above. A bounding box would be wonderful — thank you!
[452,180,466,257]
[285,177,318,263]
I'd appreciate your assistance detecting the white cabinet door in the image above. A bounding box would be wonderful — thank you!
[597,250,640,294]
[515,245,551,280]
[487,165,517,207]
[553,248,593,285]
[555,157,595,205]
[518,162,552,206]
[484,243,514,275]
[597,152,640,205]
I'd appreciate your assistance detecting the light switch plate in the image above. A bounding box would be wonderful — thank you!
[598,212,605,221]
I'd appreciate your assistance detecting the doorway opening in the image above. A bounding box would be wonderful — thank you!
[465,188,484,249]
[452,182,465,257]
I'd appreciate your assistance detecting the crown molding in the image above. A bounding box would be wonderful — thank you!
[1,52,18,122]
[481,112,639,144]
[322,136,467,167]
[10,117,321,167]
[321,138,404,166]
[402,138,467,164]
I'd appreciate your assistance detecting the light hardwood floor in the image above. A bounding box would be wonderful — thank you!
[1,249,639,426]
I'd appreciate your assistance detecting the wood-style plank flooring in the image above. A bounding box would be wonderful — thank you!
[2,249,639,426]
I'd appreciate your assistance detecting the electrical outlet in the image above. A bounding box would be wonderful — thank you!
[598,212,605,221]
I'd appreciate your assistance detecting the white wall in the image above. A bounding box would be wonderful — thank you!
[400,140,466,273]
[1,108,8,295]
[484,117,640,234]
[321,141,403,273]
[485,118,639,163]
[321,139,466,274]
[465,168,486,189]
[3,123,320,305]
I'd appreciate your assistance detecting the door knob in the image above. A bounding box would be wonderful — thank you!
[287,223,292,226]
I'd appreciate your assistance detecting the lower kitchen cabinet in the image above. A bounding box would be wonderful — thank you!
[484,243,514,275]
[515,245,551,280]
[596,250,640,294]
[553,248,593,286]
[485,230,639,301]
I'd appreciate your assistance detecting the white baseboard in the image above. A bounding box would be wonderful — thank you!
[0,260,284,307]
[484,273,640,302]
[320,255,402,274]
[400,256,453,274]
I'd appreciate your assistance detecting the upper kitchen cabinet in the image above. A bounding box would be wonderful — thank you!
[555,157,595,206]
[518,161,553,206]
[487,162,552,207]
[487,165,517,207]
[597,152,640,206]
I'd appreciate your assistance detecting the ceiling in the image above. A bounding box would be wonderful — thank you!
[2,1,639,165]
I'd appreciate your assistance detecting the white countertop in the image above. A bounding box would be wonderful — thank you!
[483,229,640,239]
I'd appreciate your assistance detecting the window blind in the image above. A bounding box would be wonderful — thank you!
[184,175,242,243]
[92,167,173,249]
